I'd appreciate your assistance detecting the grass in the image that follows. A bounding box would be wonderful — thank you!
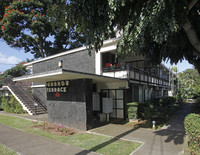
[0,144,17,155]
[0,114,141,155]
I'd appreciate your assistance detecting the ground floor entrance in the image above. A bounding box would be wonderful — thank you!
[101,89,125,119]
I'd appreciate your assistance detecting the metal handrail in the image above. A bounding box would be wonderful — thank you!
[9,85,36,115]
[102,64,170,86]
[32,89,47,112]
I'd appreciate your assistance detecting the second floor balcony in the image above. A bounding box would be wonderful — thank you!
[101,63,171,88]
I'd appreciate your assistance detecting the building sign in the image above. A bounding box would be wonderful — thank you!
[46,80,70,101]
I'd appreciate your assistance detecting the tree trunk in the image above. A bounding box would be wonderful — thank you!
[183,0,200,74]
[183,18,200,57]
[193,58,200,74]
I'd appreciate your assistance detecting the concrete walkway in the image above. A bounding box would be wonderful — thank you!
[89,102,192,155]
[0,123,99,155]
[161,102,192,132]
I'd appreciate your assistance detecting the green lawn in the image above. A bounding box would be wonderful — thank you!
[0,114,141,155]
[0,144,17,155]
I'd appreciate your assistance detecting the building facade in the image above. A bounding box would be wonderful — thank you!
[14,38,176,130]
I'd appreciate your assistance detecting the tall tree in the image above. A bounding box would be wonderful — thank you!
[0,0,85,58]
[171,66,178,74]
[68,0,200,72]
[178,69,200,98]
[0,0,10,37]
[0,61,28,86]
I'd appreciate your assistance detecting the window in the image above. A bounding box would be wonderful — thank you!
[102,52,117,68]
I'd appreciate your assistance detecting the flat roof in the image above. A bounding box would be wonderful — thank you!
[13,69,127,84]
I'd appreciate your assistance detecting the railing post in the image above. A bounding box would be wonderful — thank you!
[33,89,47,112]
[127,64,130,81]
[139,70,141,82]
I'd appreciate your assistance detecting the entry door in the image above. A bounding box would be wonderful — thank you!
[101,89,124,118]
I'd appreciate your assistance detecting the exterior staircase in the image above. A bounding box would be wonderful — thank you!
[5,85,47,115]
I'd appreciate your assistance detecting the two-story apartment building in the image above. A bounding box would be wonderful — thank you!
[13,38,175,130]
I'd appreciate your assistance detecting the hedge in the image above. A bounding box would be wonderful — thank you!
[0,96,2,109]
[127,96,182,121]
[127,102,139,120]
[127,102,150,120]
[184,113,200,155]
[1,95,26,114]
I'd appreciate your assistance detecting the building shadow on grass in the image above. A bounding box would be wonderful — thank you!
[75,126,140,155]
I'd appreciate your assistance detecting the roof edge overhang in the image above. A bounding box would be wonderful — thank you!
[13,69,127,84]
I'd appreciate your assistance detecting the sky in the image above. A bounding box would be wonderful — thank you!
[0,40,34,73]
[163,59,193,73]
[0,39,194,73]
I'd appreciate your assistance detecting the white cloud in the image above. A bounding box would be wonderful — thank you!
[0,52,22,65]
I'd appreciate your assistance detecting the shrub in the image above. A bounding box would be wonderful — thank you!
[0,96,2,109]
[127,102,139,120]
[141,103,155,123]
[127,96,181,124]
[196,98,200,104]
[1,95,26,114]
[192,98,200,114]
[159,96,176,107]
[138,102,149,119]
[150,98,160,107]
[1,96,10,112]
[175,92,184,104]
[184,113,200,155]
[127,102,151,120]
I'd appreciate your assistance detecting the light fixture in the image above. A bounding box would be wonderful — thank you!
[34,102,38,115]
[58,60,63,68]
[152,120,156,129]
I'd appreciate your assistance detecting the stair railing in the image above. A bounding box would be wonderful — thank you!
[32,89,47,112]
[8,85,36,115]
